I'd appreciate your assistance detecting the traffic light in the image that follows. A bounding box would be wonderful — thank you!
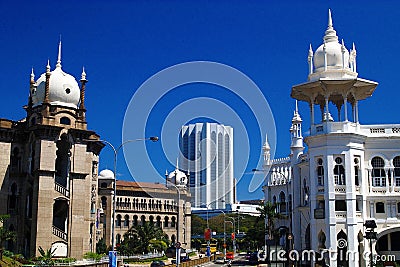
[231,232,235,240]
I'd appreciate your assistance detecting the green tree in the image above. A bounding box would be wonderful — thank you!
[0,215,16,260]
[37,246,56,266]
[96,238,107,254]
[256,201,284,241]
[121,222,169,254]
[191,215,206,235]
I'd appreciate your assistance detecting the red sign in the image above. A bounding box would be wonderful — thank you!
[204,228,211,240]
[231,232,235,240]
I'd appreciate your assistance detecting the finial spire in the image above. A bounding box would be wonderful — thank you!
[308,44,313,57]
[46,59,51,73]
[263,133,270,150]
[324,9,338,43]
[81,66,87,80]
[328,9,333,28]
[56,37,62,68]
[30,68,35,81]
[295,100,299,113]
[176,157,179,169]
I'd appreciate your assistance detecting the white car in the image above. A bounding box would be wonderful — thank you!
[214,257,225,264]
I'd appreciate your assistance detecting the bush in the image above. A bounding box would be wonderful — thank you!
[83,252,105,262]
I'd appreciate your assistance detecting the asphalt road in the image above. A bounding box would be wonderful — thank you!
[206,254,258,267]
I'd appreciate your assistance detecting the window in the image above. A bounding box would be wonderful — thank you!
[354,157,360,186]
[116,215,121,227]
[124,215,129,227]
[376,202,385,213]
[164,216,169,228]
[156,216,161,228]
[171,217,176,228]
[60,117,71,125]
[317,158,324,186]
[133,215,138,226]
[397,202,400,213]
[335,200,346,211]
[279,191,286,213]
[394,156,400,186]
[334,157,345,185]
[372,157,386,187]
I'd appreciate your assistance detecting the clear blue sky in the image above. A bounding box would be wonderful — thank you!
[1,1,400,200]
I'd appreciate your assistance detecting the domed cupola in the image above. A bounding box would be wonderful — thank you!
[308,10,358,82]
[165,159,188,188]
[31,41,81,109]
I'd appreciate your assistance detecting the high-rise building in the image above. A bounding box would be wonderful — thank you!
[180,123,234,209]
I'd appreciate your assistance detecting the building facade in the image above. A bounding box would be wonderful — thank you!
[180,123,234,209]
[97,167,192,249]
[0,42,104,259]
[263,11,400,267]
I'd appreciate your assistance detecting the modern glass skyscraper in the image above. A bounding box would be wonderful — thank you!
[180,123,234,209]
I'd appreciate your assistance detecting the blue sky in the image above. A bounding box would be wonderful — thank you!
[1,1,400,200]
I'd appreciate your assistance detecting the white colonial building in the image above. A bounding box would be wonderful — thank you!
[263,10,400,267]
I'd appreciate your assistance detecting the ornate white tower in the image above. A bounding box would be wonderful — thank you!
[290,100,304,161]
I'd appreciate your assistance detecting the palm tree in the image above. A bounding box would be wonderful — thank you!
[256,201,284,241]
[0,215,16,260]
[122,222,169,254]
[37,246,56,266]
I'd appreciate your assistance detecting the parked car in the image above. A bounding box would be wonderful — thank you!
[226,251,234,260]
[150,260,165,267]
[214,256,225,264]
[248,252,259,265]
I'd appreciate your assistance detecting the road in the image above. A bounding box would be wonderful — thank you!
[206,254,260,267]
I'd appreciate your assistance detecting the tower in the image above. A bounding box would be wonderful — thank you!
[0,42,104,259]
[180,123,234,209]
[291,10,378,267]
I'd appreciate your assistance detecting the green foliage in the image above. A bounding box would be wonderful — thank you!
[191,215,206,235]
[119,222,169,255]
[96,238,108,254]
[83,252,104,262]
[54,257,76,264]
[0,215,16,260]
[37,246,56,266]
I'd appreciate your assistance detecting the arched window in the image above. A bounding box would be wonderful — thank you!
[133,215,138,226]
[11,147,21,173]
[171,216,176,228]
[376,202,385,213]
[164,216,169,228]
[394,156,400,186]
[124,215,129,227]
[354,157,360,186]
[372,157,385,187]
[55,134,71,188]
[334,157,345,185]
[317,158,324,186]
[141,215,145,225]
[60,117,71,125]
[397,202,400,213]
[279,191,286,213]
[156,216,161,228]
[116,234,121,245]
[8,183,18,212]
[116,215,122,227]
[149,215,154,226]
[101,182,107,188]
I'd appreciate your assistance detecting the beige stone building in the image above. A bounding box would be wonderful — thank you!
[97,166,191,249]
[0,42,104,259]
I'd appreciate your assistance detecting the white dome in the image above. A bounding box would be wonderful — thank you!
[99,169,115,180]
[313,41,349,72]
[32,67,80,108]
[168,169,188,186]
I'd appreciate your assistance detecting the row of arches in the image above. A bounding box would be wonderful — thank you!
[114,197,177,212]
[115,214,177,229]
[271,191,292,213]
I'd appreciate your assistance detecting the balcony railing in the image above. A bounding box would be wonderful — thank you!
[52,225,68,241]
[55,182,70,198]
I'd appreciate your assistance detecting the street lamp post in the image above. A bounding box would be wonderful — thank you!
[215,210,226,260]
[226,217,236,255]
[86,136,158,267]
[167,181,181,267]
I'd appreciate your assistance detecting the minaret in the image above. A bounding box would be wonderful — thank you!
[79,67,87,119]
[290,100,304,161]
[262,133,271,169]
